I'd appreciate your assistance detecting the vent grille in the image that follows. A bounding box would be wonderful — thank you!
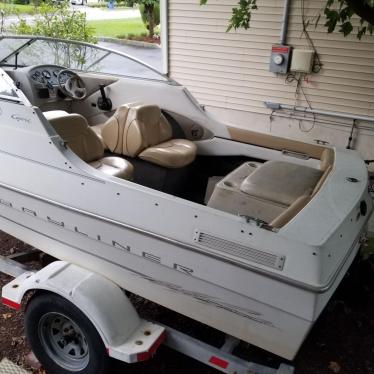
[193,230,285,271]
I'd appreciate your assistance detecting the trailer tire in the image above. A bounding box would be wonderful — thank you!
[25,292,110,374]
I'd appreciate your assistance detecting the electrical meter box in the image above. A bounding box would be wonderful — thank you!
[269,45,292,74]
[290,49,315,73]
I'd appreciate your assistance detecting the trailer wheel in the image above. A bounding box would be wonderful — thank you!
[25,293,109,374]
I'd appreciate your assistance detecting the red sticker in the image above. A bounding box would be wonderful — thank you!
[272,46,289,53]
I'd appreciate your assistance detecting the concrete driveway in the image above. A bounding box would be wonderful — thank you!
[98,41,162,71]
[4,6,140,25]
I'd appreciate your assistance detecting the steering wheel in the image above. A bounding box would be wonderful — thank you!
[57,69,87,100]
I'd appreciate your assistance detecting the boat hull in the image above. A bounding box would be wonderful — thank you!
[0,88,371,361]
[0,182,363,360]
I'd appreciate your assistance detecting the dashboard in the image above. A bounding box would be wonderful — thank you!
[5,63,118,110]
[28,65,73,99]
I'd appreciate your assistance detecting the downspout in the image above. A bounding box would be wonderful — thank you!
[160,0,169,75]
[280,0,291,44]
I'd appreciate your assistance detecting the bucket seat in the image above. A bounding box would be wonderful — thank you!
[44,110,133,180]
[97,104,197,168]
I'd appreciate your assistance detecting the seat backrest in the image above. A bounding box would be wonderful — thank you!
[45,111,104,162]
[101,105,130,154]
[101,104,172,157]
[270,194,311,229]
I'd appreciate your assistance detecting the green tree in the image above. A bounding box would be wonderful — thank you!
[11,0,97,69]
[200,0,374,39]
[137,0,159,38]
[12,0,96,43]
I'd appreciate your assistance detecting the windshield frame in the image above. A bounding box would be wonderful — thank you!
[0,35,174,84]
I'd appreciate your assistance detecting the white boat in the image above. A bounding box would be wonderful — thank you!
[0,35,372,361]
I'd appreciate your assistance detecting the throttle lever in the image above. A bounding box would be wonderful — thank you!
[97,84,112,111]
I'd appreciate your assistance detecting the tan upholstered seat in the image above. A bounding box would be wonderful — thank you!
[99,104,197,168]
[208,160,324,226]
[43,111,133,180]
[240,161,323,206]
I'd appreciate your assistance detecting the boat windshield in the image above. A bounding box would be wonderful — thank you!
[0,74,18,100]
[0,67,28,104]
[0,36,167,81]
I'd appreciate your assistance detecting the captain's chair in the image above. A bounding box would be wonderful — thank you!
[44,111,133,180]
[99,104,197,168]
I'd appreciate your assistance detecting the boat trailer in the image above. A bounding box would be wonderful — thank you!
[0,251,294,374]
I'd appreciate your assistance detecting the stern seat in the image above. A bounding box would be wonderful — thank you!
[208,149,334,228]
[43,111,133,180]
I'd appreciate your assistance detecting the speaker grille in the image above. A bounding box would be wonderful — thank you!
[193,230,285,271]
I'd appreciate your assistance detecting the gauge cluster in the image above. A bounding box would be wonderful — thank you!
[29,65,72,100]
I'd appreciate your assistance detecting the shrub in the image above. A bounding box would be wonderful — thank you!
[12,0,96,42]
[138,0,159,37]
[12,0,30,5]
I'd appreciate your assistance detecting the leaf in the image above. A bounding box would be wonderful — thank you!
[201,0,372,38]
[340,21,353,36]
[358,26,367,39]
[2,313,12,320]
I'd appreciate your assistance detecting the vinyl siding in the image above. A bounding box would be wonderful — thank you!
[168,0,374,117]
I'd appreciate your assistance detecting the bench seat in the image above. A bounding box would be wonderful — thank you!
[208,160,325,226]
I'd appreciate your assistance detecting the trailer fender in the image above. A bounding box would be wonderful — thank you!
[1,261,165,363]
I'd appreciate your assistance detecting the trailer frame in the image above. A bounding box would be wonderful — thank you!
[0,252,294,374]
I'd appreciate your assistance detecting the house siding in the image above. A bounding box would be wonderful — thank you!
[168,0,374,232]
[168,0,374,117]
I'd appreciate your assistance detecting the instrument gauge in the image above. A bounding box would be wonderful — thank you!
[42,70,51,79]
[53,70,60,78]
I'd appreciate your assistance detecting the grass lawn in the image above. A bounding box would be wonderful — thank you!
[88,18,147,38]
[0,2,37,14]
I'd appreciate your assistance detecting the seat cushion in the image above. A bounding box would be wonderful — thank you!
[89,157,133,180]
[138,139,197,168]
[240,161,323,206]
[207,162,287,223]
